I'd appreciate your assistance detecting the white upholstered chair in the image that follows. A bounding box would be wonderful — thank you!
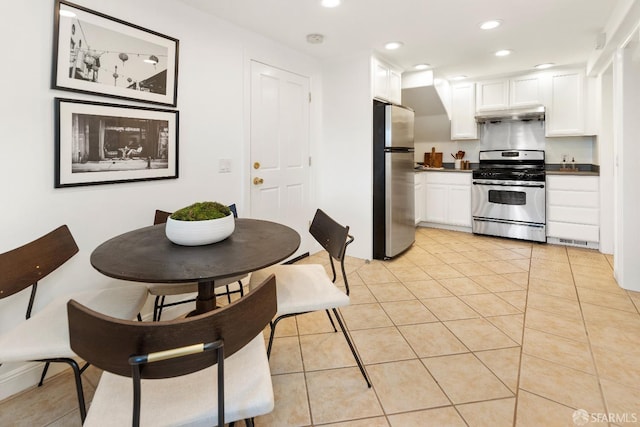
[0,225,148,423]
[68,274,277,427]
[249,209,371,387]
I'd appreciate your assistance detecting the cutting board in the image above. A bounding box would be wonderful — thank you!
[424,150,443,168]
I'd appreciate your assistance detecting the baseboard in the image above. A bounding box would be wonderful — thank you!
[0,361,70,401]
[547,236,599,250]
[283,252,310,264]
[417,222,473,234]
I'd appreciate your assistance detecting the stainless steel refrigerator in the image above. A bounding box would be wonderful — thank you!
[373,100,415,260]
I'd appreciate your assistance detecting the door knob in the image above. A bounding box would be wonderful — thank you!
[253,177,264,185]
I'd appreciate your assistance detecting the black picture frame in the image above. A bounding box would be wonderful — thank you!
[55,98,179,188]
[53,0,179,106]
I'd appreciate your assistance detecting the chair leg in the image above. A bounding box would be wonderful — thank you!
[39,358,87,422]
[266,314,296,358]
[225,285,232,304]
[37,362,50,387]
[157,295,167,321]
[246,418,255,427]
[332,308,371,388]
[153,295,161,321]
[325,309,337,332]
[266,319,279,358]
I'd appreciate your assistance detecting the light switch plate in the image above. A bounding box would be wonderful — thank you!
[219,158,231,173]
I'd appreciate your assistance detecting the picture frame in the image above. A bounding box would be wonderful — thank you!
[55,98,179,188]
[53,0,179,106]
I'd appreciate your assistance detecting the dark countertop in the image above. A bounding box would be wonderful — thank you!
[546,163,599,176]
[415,163,600,176]
[415,162,475,172]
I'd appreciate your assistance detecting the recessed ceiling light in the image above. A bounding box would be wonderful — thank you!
[451,75,468,81]
[480,20,502,30]
[306,33,324,44]
[59,9,76,17]
[384,41,404,50]
[414,64,431,70]
[495,49,512,57]
[534,63,555,70]
[320,0,341,7]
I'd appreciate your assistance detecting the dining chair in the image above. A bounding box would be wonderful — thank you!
[68,273,277,427]
[149,204,245,321]
[0,225,148,423]
[249,208,371,387]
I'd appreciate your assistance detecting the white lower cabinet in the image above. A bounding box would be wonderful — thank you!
[546,175,599,247]
[414,172,425,224]
[420,172,472,228]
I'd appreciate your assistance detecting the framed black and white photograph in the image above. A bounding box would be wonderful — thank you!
[53,0,179,106]
[55,98,179,188]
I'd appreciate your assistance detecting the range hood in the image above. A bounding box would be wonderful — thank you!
[475,105,545,123]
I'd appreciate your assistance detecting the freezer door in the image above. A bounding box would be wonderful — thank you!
[385,105,414,149]
[385,151,416,257]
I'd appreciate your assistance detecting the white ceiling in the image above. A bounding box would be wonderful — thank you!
[178,0,618,80]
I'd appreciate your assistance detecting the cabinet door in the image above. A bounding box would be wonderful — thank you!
[448,185,472,226]
[510,75,542,107]
[451,83,478,140]
[389,69,402,104]
[415,173,424,224]
[425,183,448,223]
[546,71,585,136]
[372,59,390,101]
[476,79,509,111]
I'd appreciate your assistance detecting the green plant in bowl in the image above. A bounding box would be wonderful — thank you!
[170,201,231,221]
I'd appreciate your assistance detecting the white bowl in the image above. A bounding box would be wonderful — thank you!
[165,214,235,246]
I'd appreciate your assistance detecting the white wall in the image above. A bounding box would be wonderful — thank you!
[319,51,373,259]
[599,67,615,254]
[614,41,640,291]
[0,0,321,398]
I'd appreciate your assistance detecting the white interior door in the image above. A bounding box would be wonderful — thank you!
[250,61,310,255]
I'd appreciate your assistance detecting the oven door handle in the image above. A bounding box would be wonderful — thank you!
[472,181,545,188]
[473,217,545,228]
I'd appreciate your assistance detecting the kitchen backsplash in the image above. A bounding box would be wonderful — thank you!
[414,136,595,164]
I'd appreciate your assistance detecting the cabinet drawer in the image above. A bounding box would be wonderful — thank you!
[547,206,599,225]
[546,175,598,191]
[547,221,599,242]
[424,172,471,185]
[547,190,598,208]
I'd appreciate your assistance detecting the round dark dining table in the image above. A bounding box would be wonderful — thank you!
[90,218,300,315]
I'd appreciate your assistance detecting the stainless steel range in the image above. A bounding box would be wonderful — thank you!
[472,149,546,242]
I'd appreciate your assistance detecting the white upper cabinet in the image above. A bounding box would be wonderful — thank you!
[510,74,544,107]
[451,82,478,140]
[545,69,596,137]
[476,79,509,111]
[372,57,402,104]
[388,69,402,105]
[476,74,542,111]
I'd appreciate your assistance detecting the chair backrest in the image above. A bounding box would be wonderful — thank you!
[308,209,355,292]
[67,273,276,379]
[153,209,171,225]
[0,225,79,318]
[309,209,353,262]
[154,204,238,225]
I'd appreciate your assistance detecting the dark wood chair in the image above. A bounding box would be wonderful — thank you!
[0,225,148,423]
[249,209,371,387]
[68,274,277,427]
[148,204,246,320]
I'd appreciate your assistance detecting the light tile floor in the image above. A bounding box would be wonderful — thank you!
[2,228,640,426]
